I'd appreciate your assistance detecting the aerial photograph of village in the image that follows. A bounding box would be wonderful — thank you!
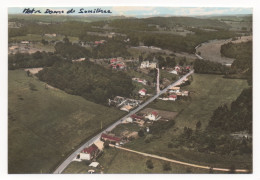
[8,7,252,174]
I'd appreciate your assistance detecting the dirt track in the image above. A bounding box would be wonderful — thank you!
[111,145,249,173]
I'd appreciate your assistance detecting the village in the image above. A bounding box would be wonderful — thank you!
[67,56,192,173]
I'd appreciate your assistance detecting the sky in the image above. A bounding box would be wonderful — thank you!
[8,7,252,17]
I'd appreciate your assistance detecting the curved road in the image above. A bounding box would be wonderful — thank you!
[53,70,194,174]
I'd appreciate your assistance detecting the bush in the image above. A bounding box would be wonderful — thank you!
[144,134,153,143]
[138,129,145,137]
[146,160,154,169]
[104,141,110,149]
[163,162,172,171]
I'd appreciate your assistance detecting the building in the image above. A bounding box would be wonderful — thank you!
[182,91,189,96]
[131,114,143,121]
[79,144,99,160]
[140,61,157,69]
[140,61,150,68]
[21,41,30,44]
[101,133,121,144]
[72,58,86,62]
[169,70,178,75]
[145,111,159,121]
[110,58,118,64]
[139,89,147,96]
[169,94,177,101]
[169,86,180,93]
[44,33,57,37]
[120,105,133,112]
[174,65,181,71]
[125,117,133,123]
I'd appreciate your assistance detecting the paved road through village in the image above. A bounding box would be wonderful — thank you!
[53,70,194,174]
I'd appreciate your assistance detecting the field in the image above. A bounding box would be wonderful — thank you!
[8,70,126,173]
[63,148,209,174]
[124,73,250,170]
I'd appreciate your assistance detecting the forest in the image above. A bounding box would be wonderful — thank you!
[37,61,134,104]
[208,87,252,133]
[193,59,228,74]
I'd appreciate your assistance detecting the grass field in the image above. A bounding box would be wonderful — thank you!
[9,34,79,43]
[124,73,251,170]
[8,70,126,173]
[63,147,209,174]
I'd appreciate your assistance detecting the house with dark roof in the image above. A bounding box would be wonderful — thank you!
[145,111,160,121]
[78,144,99,160]
[101,133,121,144]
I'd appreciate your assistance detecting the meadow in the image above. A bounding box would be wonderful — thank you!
[8,70,125,173]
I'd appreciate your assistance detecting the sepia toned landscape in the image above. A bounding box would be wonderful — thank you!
[8,7,252,174]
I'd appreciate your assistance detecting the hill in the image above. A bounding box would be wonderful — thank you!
[8,70,125,173]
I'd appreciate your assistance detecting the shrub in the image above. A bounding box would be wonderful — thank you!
[146,160,154,169]
[163,162,172,171]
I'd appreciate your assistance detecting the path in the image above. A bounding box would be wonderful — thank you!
[111,144,249,173]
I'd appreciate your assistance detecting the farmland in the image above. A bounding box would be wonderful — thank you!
[124,73,250,170]
[8,70,125,173]
[63,148,210,174]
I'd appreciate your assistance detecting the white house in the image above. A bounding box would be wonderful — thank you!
[125,117,133,123]
[140,61,157,69]
[139,89,147,96]
[140,61,150,68]
[79,144,99,160]
[169,70,178,75]
[145,111,159,121]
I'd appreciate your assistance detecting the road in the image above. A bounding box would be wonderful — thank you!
[111,144,249,173]
[53,70,194,174]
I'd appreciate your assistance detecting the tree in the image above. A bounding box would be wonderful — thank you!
[146,160,154,169]
[196,121,202,130]
[104,141,110,149]
[26,70,30,77]
[138,129,144,137]
[163,162,172,171]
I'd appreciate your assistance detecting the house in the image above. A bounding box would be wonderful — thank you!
[125,117,133,123]
[174,65,181,71]
[94,40,106,45]
[101,133,121,144]
[169,70,178,75]
[111,63,125,70]
[72,58,86,62]
[169,94,177,101]
[131,114,143,121]
[79,144,99,160]
[169,86,180,93]
[139,89,147,96]
[140,61,150,68]
[9,45,19,51]
[89,162,100,168]
[182,91,189,96]
[21,41,30,44]
[110,58,118,64]
[145,111,159,121]
[149,62,157,69]
[120,105,133,112]
[44,33,57,37]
